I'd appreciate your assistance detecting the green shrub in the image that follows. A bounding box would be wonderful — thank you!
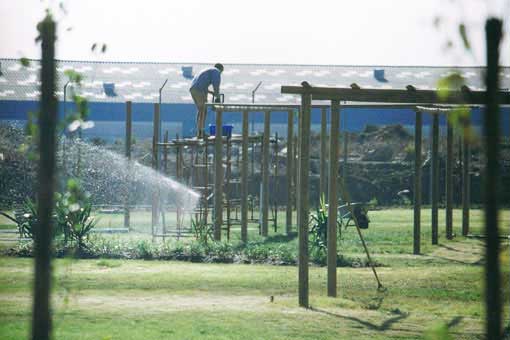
[191,218,213,245]
[135,240,154,260]
[206,241,234,263]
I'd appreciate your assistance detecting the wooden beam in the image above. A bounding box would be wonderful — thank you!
[281,85,510,104]
[431,114,439,245]
[286,109,294,234]
[124,101,132,230]
[298,93,311,308]
[327,100,340,297]
[320,107,328,201]
[261,110,270,237]
[413,110,422,254]
[241,110,249,243]
[214,109,223,240]
[446,121,454,240]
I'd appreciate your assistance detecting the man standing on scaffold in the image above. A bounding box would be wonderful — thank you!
[189,63,224,138]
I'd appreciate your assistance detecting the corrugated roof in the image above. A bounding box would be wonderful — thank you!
[0,58,509,104]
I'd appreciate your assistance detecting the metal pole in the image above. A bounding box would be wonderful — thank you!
[327,100,339,297]
[252,81,262,103]
[158,79,168,140]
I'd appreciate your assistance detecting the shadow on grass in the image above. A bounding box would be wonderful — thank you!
[309,306,409,332]
[427,244,484,266]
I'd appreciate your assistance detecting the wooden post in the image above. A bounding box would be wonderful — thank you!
[327,100,340,297]
[214,109,223,240]
[446,120,454,239]
[151,103,160,239]
[241,110,249,242]
[203,137,209,225]
[32,15,56,340]
[274,132,279,232]
[226,138,232,240]
[162,131,168,236]
[261,110,270,236]
[298,93,311,308]
[342,132,348,188]
[484,18,502,338]
[176,134,182,235]
[124,101,132,230]
[286,109,294,234]
[462,122,471,236]
[413,110,422,254]
[320,107,328,201]
[431,113,439,245]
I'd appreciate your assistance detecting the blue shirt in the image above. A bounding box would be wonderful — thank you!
[190,68,221,95]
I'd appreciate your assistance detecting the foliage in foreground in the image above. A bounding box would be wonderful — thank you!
[11,181,97,254]
[4,236,378,268]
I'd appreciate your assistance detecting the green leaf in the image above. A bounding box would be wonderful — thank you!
[19,58,30,67]
[458,23,471,50]
[436,72,465,101]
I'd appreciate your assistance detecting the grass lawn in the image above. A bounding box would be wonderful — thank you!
[1,208,509,339]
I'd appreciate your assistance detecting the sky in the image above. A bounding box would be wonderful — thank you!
[1,0,509,66]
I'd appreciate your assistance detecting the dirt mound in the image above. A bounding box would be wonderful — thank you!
[358,124,412,144]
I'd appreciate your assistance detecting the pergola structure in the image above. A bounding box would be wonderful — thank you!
[204,103,331,241]
[281,84,510,307]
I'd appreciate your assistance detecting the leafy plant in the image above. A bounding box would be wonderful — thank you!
[309,195,341,264]
[54,180,97,253]
[191,218,213,245]
[15,198,64,240]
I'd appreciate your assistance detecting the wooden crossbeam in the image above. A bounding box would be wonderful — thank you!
[281,86,510,104]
